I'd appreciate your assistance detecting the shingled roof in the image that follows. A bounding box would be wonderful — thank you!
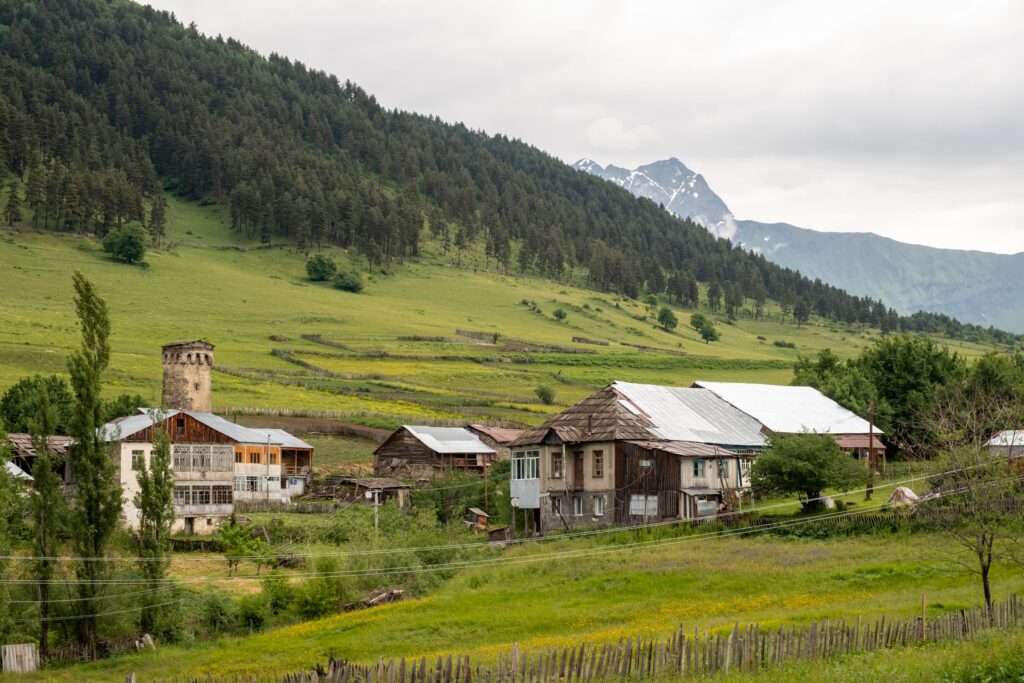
[509,385,655,447]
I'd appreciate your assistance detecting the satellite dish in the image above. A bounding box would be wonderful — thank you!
[510,497,520,508]
[364,490,374,500]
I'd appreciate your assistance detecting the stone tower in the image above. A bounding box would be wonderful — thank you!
[161,340,214,411]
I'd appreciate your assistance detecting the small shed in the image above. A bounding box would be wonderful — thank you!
[467,507,489,531]
[986,430,1024,459]
[5,433,73,483]
[332,477,411,508]
[374,426,496,479]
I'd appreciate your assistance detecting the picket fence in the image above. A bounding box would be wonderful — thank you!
[136,594,1023,683]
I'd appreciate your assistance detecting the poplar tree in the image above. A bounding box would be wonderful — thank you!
[66,271,121,657]
[29,384,67,658]
[134,422,175,634]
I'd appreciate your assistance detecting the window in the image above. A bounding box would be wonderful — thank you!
[629,494,659,517]
[512,451,539,479]
[245,476,259,492]
[552,452,563,479]
[175,417,186,438]
[234,449,243,464]
[717,459,728,479]
[573,496,583,516]
[552,496,562,515]
[594,495,605,517]
[269,450,278,465]
[173,486,190,506]
[192,486,211,505]
[249,450,260,464]
[131,450,145,471]
[693,459,706,478]
[212,486,232,505]
[592,450,604,478]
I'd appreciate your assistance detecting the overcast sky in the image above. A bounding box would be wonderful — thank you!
[154,1,1023,254]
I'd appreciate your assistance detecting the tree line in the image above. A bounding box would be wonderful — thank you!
[0,0,1020,346]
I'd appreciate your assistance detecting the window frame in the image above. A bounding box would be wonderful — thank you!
[693,459,706,478]
[552,496,562,515]
[551,451,563,479]
[594,495,605,517]
[592,449,604,478]
[131,449,145,471]
[573,496,583,516]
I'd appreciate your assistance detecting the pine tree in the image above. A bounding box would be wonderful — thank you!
[25,163,47,228]
[134,421,175,634]
[4,179,23,226]
[794,297,811,327]
[148,194,167,246]
[66,271,120,657]
[29,384,67,658]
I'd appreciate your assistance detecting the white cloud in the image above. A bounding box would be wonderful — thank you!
[585,117,662,153]
[150,0,1024,254]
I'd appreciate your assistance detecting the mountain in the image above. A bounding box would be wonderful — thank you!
[574,158,1024,333]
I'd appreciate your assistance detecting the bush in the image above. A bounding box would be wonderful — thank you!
[333,269,364,293]
[751,433,866,512]
[553,308,567,321]
[657,307,678,331]
[102,224,147,264]
[535,385,555,405]
[199,591,235,635]
[773,340,796,349]
[294,557,353,619]
[236,594,269,632]
[305,254,337,281]
[261,572,294,615]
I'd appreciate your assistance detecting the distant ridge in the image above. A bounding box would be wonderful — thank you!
[574,157,1024,333]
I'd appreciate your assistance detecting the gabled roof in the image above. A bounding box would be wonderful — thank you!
[613,382,767,447]
[510,385,656,447]
[5,433,73,458]
[693,381,881,435]
[987,430,1024,447]
[467,424,524,445]
[249,428,313,450]
[99,409,308,447]
[403,426,495,454]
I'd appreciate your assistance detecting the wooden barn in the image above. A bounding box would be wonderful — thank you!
[373,426,497,479]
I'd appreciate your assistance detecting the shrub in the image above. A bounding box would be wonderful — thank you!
[294,557,353,618]
[553,308,567,321]
[102,224,147,264]
[236,594,269,632]
[751,433,866,512]
[333,269,364,293]
[305,254,337,281]
[657,307,678,331]
[535,385,555,405]
[773,340,797,349]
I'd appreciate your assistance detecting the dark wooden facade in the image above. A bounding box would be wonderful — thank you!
[614,441,680,523]
[114,413,237,444]
[374,427,494,478]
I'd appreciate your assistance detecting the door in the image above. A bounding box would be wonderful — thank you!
[573,451,584,490]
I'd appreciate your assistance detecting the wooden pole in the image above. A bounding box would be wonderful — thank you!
[921,594,927,641]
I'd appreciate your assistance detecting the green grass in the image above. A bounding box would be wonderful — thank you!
[0,195,998,431]
[715,629,1024,682]
[24,530,1024,681]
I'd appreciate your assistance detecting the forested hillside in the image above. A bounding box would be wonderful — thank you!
[0,0,1017,345]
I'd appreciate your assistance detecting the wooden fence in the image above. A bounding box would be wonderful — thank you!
[140,594,1023,683]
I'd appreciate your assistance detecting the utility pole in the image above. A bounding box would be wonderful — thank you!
[866,398,876,501]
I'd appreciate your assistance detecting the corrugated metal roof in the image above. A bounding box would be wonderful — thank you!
[626,440,737,457]
[468,424,523,444]
[405,426,495,454]
[693,381,881,435]
[249,428,313,450]
[5,433,73,457]
[987,430,1024,447]
[5,460,33,481]
[613,382,767,447]
[99,410,177,442]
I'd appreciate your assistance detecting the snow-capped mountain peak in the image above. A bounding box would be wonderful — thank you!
[572,157,735,239]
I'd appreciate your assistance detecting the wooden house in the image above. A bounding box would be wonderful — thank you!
[373,426,497,479]
[100,409,314,534]
[466,424,523,461]
[509,382,766,533]
[4,433,73,485]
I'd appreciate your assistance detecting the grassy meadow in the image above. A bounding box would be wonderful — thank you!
[20,528,1024,682]
[0,194,999,431]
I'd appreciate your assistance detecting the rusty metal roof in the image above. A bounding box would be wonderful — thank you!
[625,440,738,457]
[5,433,73,458]
[468,424,523,444]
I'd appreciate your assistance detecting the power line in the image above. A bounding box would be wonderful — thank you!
[0,458,978,564]
[3,469,1016,589]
